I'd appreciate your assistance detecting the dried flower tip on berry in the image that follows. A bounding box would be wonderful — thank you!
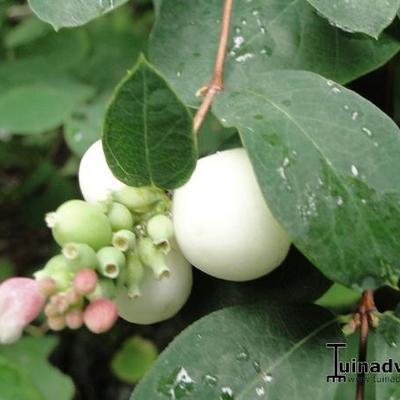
[97,247,125,279]
[62,243,99,271]
[112,230,136,252]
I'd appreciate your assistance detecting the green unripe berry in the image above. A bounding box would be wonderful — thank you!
[97,246,125,279]
[118,252,144,299]
[138,237,170,279]
[46,200,112,250]
[87,279,116,301]
[62,243,99,271]
[112,230,136,252]
[107,202,134,231]
[113,187,161,213]
[34,255,73,291]
[147,214,174,246]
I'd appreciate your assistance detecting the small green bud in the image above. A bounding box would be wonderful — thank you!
[112,230,136,252]
[87,279,116,301]
[138,237,170,279]
[107,202,134,231]
[119,252,144,298]
[113,187,161,213]
[46,200,112,250]
[97,247,125,279]
[62,243,99,271]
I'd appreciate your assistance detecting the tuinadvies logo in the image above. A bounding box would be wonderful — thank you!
[326,343,400,383]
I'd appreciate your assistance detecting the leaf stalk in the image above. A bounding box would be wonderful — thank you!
[193,0,233,134]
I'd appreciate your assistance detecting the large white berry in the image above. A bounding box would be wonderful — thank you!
[172,148,291,281]
[79,140,126,203]
[115,248,192,324]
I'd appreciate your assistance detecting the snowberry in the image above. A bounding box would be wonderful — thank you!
[115,248,192,325]
[147,214,174,245]
[73,268,98,295]
[46,200,112,250]
[0,278,45,344]
[97,246,125,279]
[172,148,291,281]
[65,309,84,330]
[79,140,126,203]
[107,202,134,231]
[83,298,118,333]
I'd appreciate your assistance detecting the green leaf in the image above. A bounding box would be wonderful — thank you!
[75,10,146,92]
[212,70,400,290]
[103,56,196,190]
[111,336,158,384]
[374,312,400,399]
[334,313,400,400]
[0,336,75,400]
[150,0,400,106]
[315,283,361,313]
[14,29,89,71]
[4,17,51,48]
[306,0,400,38]
[0,356,44,400]
[64,94,110,156]
[27,0,129,30]
[132,303,342,399]
[333,332,376,400]
[186,247,332,321]
[197,112,237,157]
[0,81,93,134]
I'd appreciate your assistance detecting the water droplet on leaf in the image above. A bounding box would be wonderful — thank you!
[236,345,249,361]
[262,372,273,383]
[158,367,195,399]
[256,386,266,396]
[220,387,234,400]
[253,360,261,373]
[203,374,218,387]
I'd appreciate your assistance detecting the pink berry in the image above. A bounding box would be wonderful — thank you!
[0,278,44,344]
[83,298,118,334]
[73,268,98,295]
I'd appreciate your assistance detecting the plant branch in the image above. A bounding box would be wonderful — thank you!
[355,290,376,400]
[193,0,233,134]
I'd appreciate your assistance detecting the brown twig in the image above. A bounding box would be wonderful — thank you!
[355,290,376,400]
[193,0,233,134]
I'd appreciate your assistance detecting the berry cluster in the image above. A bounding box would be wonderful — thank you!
[35,185,173,334]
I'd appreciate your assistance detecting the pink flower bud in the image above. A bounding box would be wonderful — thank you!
[44,303,58,318]
[37,278,57,297]
[73,268,98,295]
[83,298,118,334]
[50,294,69,314]
[65,289,80,306]
[47,315,66,331]
[66,310,84,330]
[0,278,44,344]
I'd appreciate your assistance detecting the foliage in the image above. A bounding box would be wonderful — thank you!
[1,0,400,399]
[0,336,74,400]
[111,335,158,384]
